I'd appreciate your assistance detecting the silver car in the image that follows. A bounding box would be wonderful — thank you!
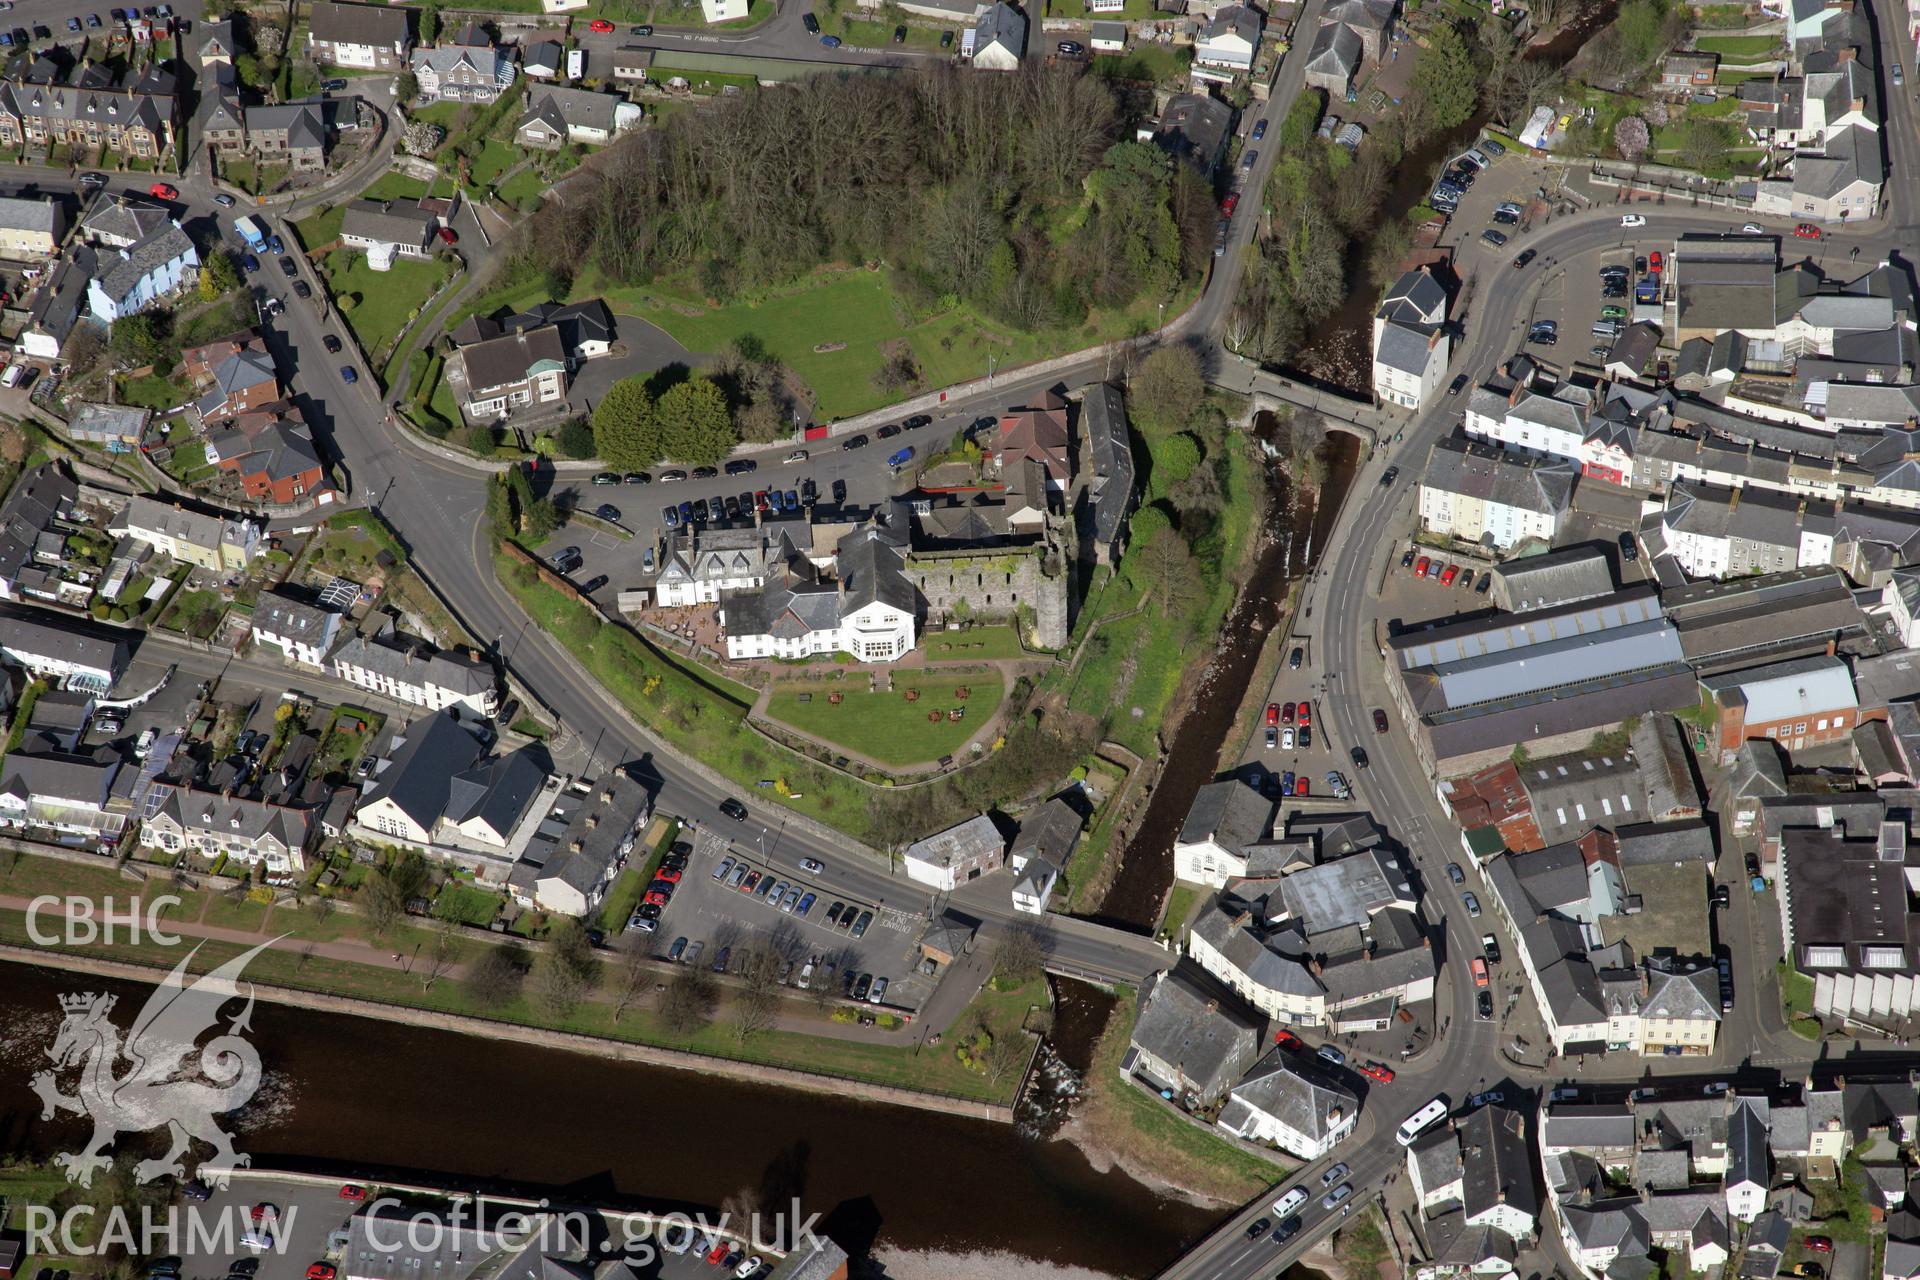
[780,886,802,913]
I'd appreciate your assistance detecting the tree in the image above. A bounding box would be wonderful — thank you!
[420,918,461,992]
[200,251,242,300]
[544,264,574,300]
[1278,202,1347,325]
[533,918,599,1020]
[592,377,660,470]
[462,943,529,1009]
[610,946,652,1023]
[984,1023,1031,1083]
[1136,526,1205,619]
[1148,431,1201,498]
[465,423,498,456]
[556,417,596,459]
[659,963,719,1033]
[1409,21,1484,140]
[993,920,1052,987]
[1130,345,1204,437]
[728,941,783,1045]
[109,310,172,370]
[360,871,407,937]
[1614,115,1651,163]
[419,2,441,44]
[397,71,422,105]
[1678,117,1734,174]
[654,376,736,466]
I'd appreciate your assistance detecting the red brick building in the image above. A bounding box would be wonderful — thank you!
[1703,654,1858,755]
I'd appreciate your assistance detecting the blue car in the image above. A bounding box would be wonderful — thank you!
[784,490,799,509]
[678,500,693,524]
[887,446,914,468]
[820,33,841,46]
[767,489,784,512]
[242,253,259,272]
[340,366,358,384]
[267,234,285,255]
[663,504,680,528]
[795,892,816,917]
[66,17,81,31]
[595,503,620,522]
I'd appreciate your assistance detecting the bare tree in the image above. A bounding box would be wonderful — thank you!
[610,945,653,1023]
[729,940,785,1045]
[1135,528,1205,620]
[420,918,462,992]
[659,964,720,1034]
[984,1025,1032,1084]
[533,919,600,1020]
[359,873,405,938]
[462,943,529,1010]
[994,920,1053,988]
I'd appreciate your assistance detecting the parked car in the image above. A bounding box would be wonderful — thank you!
[1794,222,1822,238]
[149,182,178,200]
[1620,213,1646,227]
[1317,1045,1345,1068]
[1057,39,1083,54]
[1479,228,1508,247]
[851,910,873,937]
[589,17,614,30]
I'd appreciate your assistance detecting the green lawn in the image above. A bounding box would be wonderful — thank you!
[1093,44,1192,84]
[411,101,468,130]
[764,671,1004,766]
[465,139,519,189]
[585,266,1181,419]
[361,171,435,203]
[116,371,193,411]
[1694,33,1780,59]
[922,625,1030,660]
[292,202,346,251]
[497,165,547,209]
[320,249,457,375]
[433,882,505,926]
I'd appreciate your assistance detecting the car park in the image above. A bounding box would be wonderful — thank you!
[1479,228,1508,247]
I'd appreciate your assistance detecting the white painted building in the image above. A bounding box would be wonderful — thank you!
[249,590,342,668]
[1417,431,1574,550]
[1372,266,1451,410]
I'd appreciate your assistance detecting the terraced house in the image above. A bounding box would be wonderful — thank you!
[0,79,178,162]
[138,783,320,880]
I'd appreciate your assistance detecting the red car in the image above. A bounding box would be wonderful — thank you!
[338,1185,367,1202]
[1221,193,1239,217]
[1416,556,1431,577]
[1266,702,1280,727]
[438,226,458,245]
[149,182,178,200]
[1373,708,1390,734]
[1294,776,1308,796]
[1794,222,1822,239]
[1281,702,1295,725]
[1805,1238,1833,1253]
[705,1241,731,1264]
[1273,1028,1301,1048]
[308,1266,336,1280]
[249,1203,276,1223]
[738,870,760,892]
[589,17,615,31]
[1647,249,1662,273]
[1358,1062,1395,1084]
[1296,702,1310,726]
[645,889,672,906]
[1440,564,1458,586]
[1471,957,1490,988]
[654,867,683,883]
[754,490,770,510]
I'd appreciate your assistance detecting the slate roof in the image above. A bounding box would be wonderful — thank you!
[445,747,549,840]
[1305,20,1362,79]
[1424,430,1575,518]
[1081,381,1134,545]
[92,223,195,306]
[903,813,1004,873]
[1220,1047,1358,1145]
[974,0,1028,56]
[1153,92,1232,167]
[1727,1096,1771,1189]
[458,325,568,394]
[359,709,491,833]
[1459,1104,1538,1224]
[1491,545,1616,612]
[0,750,124,809]
[153,783,315,850]
[1178,780,1275,853]
[1543,1104,1636,1151]
[1010,796,1082,868]
[0,194,58,235]
[330,631,493,701]
[310,0,411,48]
[1128,965,1261,1100]
[0,80,172,141]
[835,521,915,617]
[0,463,75,587]
[520,85,625,135]
[342,198,437,248]
[244,101,327,150]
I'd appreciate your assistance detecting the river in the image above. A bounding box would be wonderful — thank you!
[1090,425,1362,930]
[1294,0,1630,389]
[0,961,1221,1278]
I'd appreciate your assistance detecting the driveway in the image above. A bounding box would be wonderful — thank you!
[566,312,706,416]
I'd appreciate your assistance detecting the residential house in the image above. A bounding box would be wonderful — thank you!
[65,403,148,453]
[972,2,1027,70]
[0,79,178,161]
[330,624,497,717]
[1408,1106,1540,1241]
[1009,795,1081,916]
[1702,654,1857,754]
[138,784,319,880]
[0,751,131,849]
[1195,3,1261,70]
[351,709,555,878]
[1648,482,1814,580]
[996,394,1071,492]
[902,812,1004,890]
[235,102,329,171]
[411,26,516,104]
[110,495,261,572]
[1372,265,1452,410]
[702,0,749,20]
[184,331,281,425]
[1417,430,1574,550]
[450,324,569,422]
[652,526,793,607]
[250,589,342,667]
[1725,1096,1771,1222]
[78,194,170,250]
[1320,0,1395,60]
[205,407,326,504]
[1173,779,1276,887]
[0,195,63,259]
[522,40,566,79]
[1641,1191,1731,1272]
[309,0,414,70]
[450,298,615,361]
[513,85,640,149]
[19,245,95,360]
[508,767,651,917]
[0,614,125,694]
[611,48,654,82]
[1216,1049,1360,1159]
[1122,965,1261,1104]
[340,198,444,270]
[86,221,198,323]
[1660,52,1719,90]
[1152,92,1233,172]
[0,464,79,602]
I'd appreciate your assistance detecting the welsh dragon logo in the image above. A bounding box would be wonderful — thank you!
[31,939,278,1188]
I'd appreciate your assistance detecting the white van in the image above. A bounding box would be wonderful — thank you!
[1,364,24,389]
[1273,1187,1308,1217]
[1397,1097,1451,1145]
